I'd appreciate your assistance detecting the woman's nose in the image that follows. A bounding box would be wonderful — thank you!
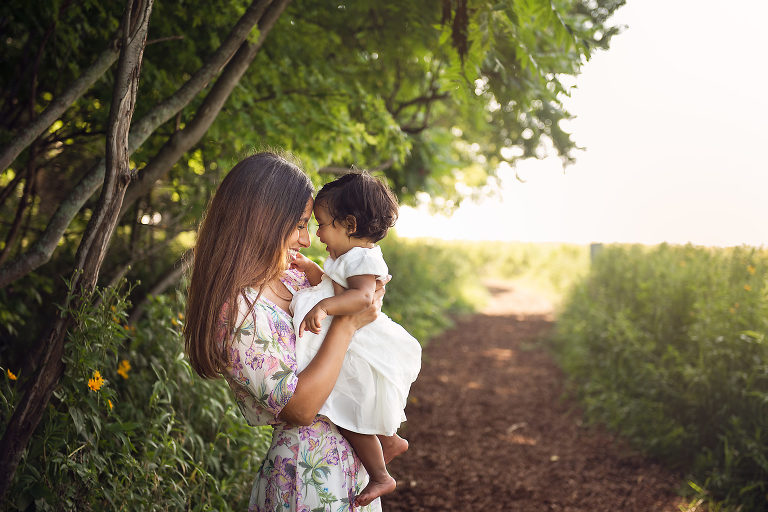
[299,229,310,247]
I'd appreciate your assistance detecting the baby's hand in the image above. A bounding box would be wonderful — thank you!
[299,304,328,337]
[290,252,313,272]
[290,252,324,286]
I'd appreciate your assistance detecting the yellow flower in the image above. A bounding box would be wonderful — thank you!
[88,370,104,392]
[729,307,736,314]
[177,312,184,320]
[110,305,116,312]
[747,265,756,275]
[107,399,113,410]
[117,360,131,379]
[744,284,752,292]
[112,315,119,323]
[7,369,17,381]
[171,317,178,326]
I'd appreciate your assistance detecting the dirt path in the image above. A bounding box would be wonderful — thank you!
[383,281,685,511]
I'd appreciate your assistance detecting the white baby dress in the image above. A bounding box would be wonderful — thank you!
[290,246,422,436]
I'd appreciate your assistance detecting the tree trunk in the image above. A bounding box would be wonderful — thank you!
[0,0,276,289]
[0,0,153,501]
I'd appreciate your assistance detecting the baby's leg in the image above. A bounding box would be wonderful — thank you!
[377,433,409,463]
[338,428,396,506]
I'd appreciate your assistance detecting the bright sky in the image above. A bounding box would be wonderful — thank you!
[397,0,768,247]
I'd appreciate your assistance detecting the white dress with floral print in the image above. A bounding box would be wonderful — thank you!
[222,269,381,512]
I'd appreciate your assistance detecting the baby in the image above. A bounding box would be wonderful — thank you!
[289,171,421,506]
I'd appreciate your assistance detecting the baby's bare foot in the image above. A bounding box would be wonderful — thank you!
[379,434,409,464]
[354,473,396,507]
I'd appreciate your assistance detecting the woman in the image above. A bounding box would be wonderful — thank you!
[184,152,385,511]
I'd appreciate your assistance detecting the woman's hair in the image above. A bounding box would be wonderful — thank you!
[315,171,398,242]
[184,152,313,379]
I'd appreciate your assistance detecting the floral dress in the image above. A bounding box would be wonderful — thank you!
[222,269,381,512]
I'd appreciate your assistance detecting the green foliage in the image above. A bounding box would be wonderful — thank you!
[1,285,269,511]
[0,0,623,353]
[379,235,483,342]
[554,244,768,510]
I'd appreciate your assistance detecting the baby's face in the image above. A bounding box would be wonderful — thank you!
[313,203,352,259]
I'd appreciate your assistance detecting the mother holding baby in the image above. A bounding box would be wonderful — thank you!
[183,152,392,511]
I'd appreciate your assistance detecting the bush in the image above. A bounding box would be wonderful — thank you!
[1,284,269,511]
[554,244,768,510]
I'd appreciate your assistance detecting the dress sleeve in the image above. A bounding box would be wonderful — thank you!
[281,267,312,292]
[225,295,299,420]
[340,247,389,279]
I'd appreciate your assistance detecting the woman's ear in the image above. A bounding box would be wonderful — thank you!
[344,215,357,235]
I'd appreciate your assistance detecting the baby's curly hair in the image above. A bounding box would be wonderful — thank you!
[315,170,398,243]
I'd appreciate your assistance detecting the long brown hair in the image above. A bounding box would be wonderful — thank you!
[184,152,313,378]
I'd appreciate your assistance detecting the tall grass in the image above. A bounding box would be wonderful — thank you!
[554,244,768,510]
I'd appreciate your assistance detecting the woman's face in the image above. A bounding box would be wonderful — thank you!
[286,198,313,261]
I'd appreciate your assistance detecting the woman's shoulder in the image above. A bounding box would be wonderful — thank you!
[228,289,293,350]
[229,289,273,328]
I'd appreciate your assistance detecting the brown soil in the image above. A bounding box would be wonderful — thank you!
[383,281,686,512]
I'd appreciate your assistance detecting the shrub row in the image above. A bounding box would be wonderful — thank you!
[553,244,768,509]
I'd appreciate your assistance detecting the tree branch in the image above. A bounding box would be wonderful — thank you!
[128,250,190,323]
[0,39,120,173]
[0,171,25,209]
[392,91,449,118]
[318,158,395,175]
[0,0,276,289]
[118,0,291,214]
[0,159,37,266]
[146,35,185,46]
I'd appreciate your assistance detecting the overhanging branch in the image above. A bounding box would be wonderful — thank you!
[0,0,278,289]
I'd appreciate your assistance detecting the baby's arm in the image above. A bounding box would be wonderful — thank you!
[290,252,324,286]
[299,274,377,335]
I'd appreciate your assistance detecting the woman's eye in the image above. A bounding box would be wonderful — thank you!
[297,224,306,230]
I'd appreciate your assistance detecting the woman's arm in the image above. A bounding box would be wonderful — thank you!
[278,278,386,426]
[298,274,376,335]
